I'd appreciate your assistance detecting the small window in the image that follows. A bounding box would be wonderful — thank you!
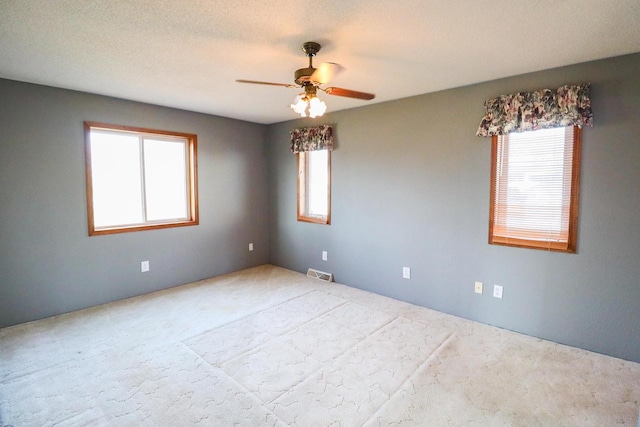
[489,125,581,252]
[297,150,331,224]
[84,122,198,235]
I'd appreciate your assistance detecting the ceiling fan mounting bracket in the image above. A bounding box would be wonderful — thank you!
[301,41,321,57]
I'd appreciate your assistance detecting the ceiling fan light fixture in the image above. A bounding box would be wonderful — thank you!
[291,93,309,117]
[290,93,326,118]
[308,95,326,118]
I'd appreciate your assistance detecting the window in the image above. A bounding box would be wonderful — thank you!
[489,125,581,252]
[84,122,198,235]
[297,149,331,224]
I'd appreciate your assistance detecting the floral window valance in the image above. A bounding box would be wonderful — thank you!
[476,83,593,137]
[290,125,334,154]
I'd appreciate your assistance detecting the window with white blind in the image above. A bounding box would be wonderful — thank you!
[84,122,198,236]
[489,125,581,252]
[297,149,331,224]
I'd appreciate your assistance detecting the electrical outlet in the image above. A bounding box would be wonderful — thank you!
[322,251,327,261]
[249,243,254,251]
[475,281,483,294]
[403,267,411,279]
[493,285,503,299]
[141,260,150,273]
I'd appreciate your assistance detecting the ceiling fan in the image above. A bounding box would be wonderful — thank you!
[236,41,375,118]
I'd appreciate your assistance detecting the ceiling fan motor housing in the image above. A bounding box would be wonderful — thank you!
[294,42,321,86]
[295,42,322,85]
[295,67,316,85]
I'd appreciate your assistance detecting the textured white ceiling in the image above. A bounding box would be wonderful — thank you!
[1,1,639,124]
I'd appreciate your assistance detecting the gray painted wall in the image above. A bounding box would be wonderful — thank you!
[267,53,640,363]
[2,53,639,363]
[0,79,269,327]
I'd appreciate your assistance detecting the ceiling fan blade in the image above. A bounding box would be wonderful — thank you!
[324,87,375,100]
[236,79,297,88]
[310,62,342,85]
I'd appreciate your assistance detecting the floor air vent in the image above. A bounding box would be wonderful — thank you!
[307,268,334,282]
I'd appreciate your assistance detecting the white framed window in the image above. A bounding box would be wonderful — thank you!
[84,122,198,236]
[297,149,331,224]
[490,125,581,252]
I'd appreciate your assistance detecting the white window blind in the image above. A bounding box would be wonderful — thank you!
[490,126,581,252]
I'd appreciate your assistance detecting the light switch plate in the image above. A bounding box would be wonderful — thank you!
[475,281,483,294]
[403,267,411,279]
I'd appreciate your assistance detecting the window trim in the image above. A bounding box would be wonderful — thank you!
[84,121,199,236]
[297,150,331,225]
[489,126,581,253]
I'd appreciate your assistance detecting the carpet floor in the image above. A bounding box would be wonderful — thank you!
[1,265,639,426]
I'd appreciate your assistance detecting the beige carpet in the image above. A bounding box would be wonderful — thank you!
[1,265,639,426]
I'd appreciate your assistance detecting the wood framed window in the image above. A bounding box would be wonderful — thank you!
[489,125,581,252]
[84,122,198,236]
[297,149,331,224]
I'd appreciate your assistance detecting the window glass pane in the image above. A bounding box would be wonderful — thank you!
[307,150,328,217]
[90,132,143,227]
[85,122,198,236]
[143,138,188,221]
